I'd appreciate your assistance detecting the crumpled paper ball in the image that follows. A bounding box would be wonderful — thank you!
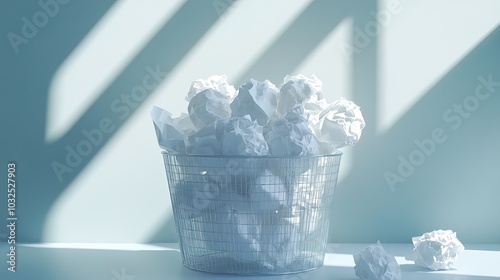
[230,79,279,126]
[353,241,401,280]
[187,88,232,130]
[185,119,226,155]
[405,229,465,270]
[202,203,261,263]
[303,95,328,117]
[283,105,320,155]
[249,169,287,211]
[153,74,366,156]
[260,215,299,269]
[263,119,307,156]
[186,75,237,102]
[203,158,264,197]
[150,106,186,154]
[222,115,269,156]
[314,97,365,152]
[264,105,319,156]
[277,74,324,117]
[172,112,197,136]
[172,179,222,219]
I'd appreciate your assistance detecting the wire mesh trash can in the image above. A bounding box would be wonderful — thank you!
[162,153,342,275]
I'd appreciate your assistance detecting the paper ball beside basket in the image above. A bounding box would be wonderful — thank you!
[152,74,365,275]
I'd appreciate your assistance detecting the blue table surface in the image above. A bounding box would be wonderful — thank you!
[1,243,499,280]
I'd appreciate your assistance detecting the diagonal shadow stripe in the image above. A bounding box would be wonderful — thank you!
[351,2,378,144]
[1,0,118,148]
[48,0,237,184]
[235,0,356,85]
[1,0,133,244]
[330,25,500,243]
[16,0,238,242]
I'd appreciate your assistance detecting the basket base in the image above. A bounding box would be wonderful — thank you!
[181,252,324,275]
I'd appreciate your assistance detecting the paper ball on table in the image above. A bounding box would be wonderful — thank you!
[405,229,465,270]
[354,241,401,280]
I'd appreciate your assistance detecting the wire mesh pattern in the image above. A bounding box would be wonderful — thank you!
[162,153,342,275]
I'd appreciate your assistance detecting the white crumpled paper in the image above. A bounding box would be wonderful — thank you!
[222,115,269,156]
[354,241,401,280]
[186,75,237,102]
[406,229,465,270]
[264,105,319,156]
[230,79,279,126]
[283,105,320,155]
[187,88,232,130]
[249,169,287,211]
[185,119,226,155]
[172,179,222,219]
[260,215,299,269]
[264,119,297,156]
[314,97,365,152]
[153,74,365,156]
[172,112,197,136]
[277,74,324,117]
[203,203,261,263]
[150,106,186,154]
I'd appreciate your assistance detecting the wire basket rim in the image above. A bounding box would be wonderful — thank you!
[161,151,342,159]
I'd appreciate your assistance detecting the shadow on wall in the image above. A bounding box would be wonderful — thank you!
[1,0,499,244]
[330,25,500,244]
[0,0,237,242]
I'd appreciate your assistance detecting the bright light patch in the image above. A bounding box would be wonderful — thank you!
[323,253,356,267]
[378,0,500,133]
[45,0,186,143]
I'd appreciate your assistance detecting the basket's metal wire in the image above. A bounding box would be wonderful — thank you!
[163,153,341,275]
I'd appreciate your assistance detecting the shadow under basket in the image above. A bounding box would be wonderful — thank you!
[162,153,342,275]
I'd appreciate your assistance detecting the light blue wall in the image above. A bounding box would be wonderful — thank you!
[1,0,499,243]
